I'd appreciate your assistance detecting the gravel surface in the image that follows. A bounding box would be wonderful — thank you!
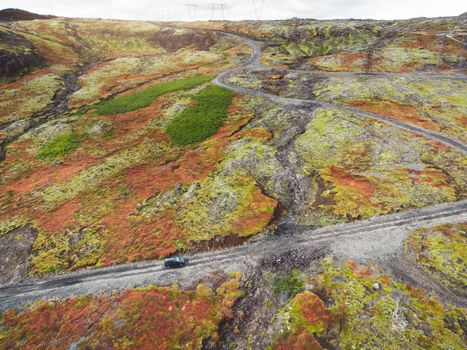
[1,31,466,311]
[1,200,465,310]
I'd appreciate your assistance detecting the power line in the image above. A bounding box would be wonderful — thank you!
[210,3,227,20]
[155,9,172,21]
[251,0,266,20]
[186,3,198,20]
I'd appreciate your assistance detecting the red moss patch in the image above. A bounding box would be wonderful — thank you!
[102,209,186,264]
[294,292,334,326]
[0,279,241,350]
[346,260,373,278]
[276,329,323,350]
[345,99,440,132]
[35,198,81,235]
[326,166,375,197]
[230,181,277,236]
[4,156,100,196]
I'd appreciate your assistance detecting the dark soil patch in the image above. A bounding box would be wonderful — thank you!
[215,246,329,349]
[191,235,251,252]
[150,28,220,52]
[0,29,44,78]
[0,224,37,284]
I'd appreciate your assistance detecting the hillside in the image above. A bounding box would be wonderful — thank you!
[0,8,56,21]
[0,12,465,350]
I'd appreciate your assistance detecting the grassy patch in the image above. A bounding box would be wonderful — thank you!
[167,85,235,145]
[95,74,214,115]
[273,269,304,298]
[36,132,79,160]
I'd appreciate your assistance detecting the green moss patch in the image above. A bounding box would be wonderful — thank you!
[36,132,79,160]
[94,74,214,115]
[405,223,467,293]
[271,258,466,349]
[273,270,305,298]
[167,85,235,145]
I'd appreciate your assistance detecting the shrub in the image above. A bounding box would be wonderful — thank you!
[95,74,214,115]
[167,85,235,145]
[36,132,79,160]
[273,270,304,298]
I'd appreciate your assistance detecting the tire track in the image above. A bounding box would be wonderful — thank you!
[1,200,465,310]
[1,31,466,310]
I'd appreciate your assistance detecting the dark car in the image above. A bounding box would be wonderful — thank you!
[164,256,189,268]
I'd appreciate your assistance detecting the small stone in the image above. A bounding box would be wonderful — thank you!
[372,282,380,290]
[88,122,112,137]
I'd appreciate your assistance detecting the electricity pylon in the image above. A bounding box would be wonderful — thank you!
[186,3,198,20]
[210,3,227,20]
[251,0,266,20]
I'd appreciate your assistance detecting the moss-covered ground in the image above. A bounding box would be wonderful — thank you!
[167,85,235,145]
[270,258,466,349]
[95,74,214,115]
[0,80,277,275]
[405,223,466,294]
[0,274,242,349]
[294,107,465,224]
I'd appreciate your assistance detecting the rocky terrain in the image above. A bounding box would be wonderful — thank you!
[0,9,466,350]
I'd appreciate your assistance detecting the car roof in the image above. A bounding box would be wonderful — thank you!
[167,256,184,261]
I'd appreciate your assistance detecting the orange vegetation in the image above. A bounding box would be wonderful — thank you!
[346,260,374,278]
[238,128,272,141]
[326,166,375,197]
[0,278,241,350]
[345,99,440,132]
[102,210,186,264]
[4,156,100,196]
[231,180,277,236]
[294,292,334,326]
[275,329,323,350]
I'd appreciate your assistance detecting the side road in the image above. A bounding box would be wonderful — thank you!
[0,29,466,311]
[213,32,467,154]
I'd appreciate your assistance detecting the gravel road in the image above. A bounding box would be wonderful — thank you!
[1,31,466,311]
[1,200,466,310]
[213,33,467,154]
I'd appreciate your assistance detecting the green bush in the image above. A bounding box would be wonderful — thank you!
[167,85,235,145]
[95,74,214,115]
[273,270,304,298]
[36,133,79,160]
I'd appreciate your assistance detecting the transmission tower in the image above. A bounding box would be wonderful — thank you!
[186,3,198,20]
[210,3,227,20]
[155,9,172,21]
[251,0,266,20]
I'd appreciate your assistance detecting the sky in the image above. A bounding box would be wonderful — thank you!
[2,0,465,21]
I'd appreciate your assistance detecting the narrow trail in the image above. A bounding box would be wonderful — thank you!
[213,32,467,154]
[1,30,466,311]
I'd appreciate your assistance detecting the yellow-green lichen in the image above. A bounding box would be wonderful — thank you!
[405,223,467,294]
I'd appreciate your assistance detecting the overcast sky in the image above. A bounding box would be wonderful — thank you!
[2,0,465,21]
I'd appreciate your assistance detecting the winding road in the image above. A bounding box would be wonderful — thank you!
[214,33,467,154]
[1,31,466,311]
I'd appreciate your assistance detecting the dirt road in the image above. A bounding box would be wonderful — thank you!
[214,33,467,154]
[1,200,466,311]
[1,31,466,311]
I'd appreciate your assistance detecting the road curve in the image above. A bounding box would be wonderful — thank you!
[1,31,466,311]
[1,199,466,310]
[213,33,467,154]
